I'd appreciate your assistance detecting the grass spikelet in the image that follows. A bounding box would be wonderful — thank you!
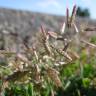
[67,50,80,61]
[29,64,41,84]
[16,53,28,63]
[40,25,47,39]
[70,5,77,26]
[47,31,58,39]
[34,64,41,83]
[66,8,69,27]
[44,40,52,55]
[40,25,52,55]
[32,45,39,61]
[47,67,62,87]
[50,45,72,61]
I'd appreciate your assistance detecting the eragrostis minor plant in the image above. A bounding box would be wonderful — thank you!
[0,5,96,96]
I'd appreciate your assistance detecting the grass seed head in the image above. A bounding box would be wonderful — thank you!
[70,5,77,26]
[47,67,62,87]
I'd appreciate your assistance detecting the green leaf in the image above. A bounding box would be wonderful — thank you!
[28,83,33,96]
[82,78,90,88]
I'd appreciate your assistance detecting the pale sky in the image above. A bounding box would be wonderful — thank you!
[0,0,95,19]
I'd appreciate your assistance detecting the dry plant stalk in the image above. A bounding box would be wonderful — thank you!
[47,67,62,87]
[80,39,96,48]
[51,89,55,96]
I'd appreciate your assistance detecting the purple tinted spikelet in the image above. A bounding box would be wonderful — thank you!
[40,25,47,39]
[66,8,69,27]
[70,5,77,26]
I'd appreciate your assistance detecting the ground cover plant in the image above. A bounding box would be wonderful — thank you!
[0,5,96,96]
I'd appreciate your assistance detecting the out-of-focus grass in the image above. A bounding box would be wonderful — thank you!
[0,50,96,96]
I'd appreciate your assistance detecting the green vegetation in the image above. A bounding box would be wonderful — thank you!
[90,36,96,44]
[76,6,90,18]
